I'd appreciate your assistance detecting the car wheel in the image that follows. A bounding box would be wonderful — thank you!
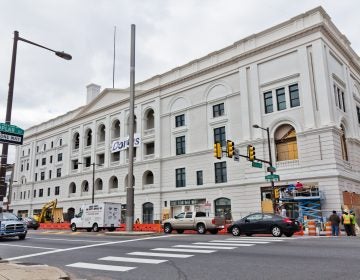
[245,233,253,237]
[92,223,99,232]
[164,223,172,234]
[197,223,206,234]
[86,228,92,232]
[231,226,241,236]
[271,226,282,237]
[284,232,294,237]
[177,229,184,234]
[18,234,26,240]
[209,229,218,234]
[71,223,77,232]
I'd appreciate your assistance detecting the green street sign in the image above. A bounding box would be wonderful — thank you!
[252,162,263,168]
[0,123,24,135]
[265,174,280,181]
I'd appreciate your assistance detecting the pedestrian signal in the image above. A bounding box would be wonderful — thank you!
[226,140,235,158]
[248,145,255,161]
[213,143,222,159]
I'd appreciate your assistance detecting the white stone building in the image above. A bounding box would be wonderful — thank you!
[10,7,360,223]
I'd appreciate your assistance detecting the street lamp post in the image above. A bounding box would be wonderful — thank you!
[78,162,102,204]
[252,124,276,214]
[0,31,71,213]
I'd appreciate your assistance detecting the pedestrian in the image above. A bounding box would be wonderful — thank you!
[350,210,356,236]
[342,209,352,236]
[135,218,141,224]
[281,206,287,218]
[328,210,340,236]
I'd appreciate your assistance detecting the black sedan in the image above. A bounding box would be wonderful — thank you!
[227,213,300,237]
[23,217,40,230]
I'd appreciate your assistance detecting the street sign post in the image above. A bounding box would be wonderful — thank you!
[252,162,263,168]
[0,123,24,145]
[265,174,280,181]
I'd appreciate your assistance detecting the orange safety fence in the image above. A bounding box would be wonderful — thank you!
[39,222,71,230]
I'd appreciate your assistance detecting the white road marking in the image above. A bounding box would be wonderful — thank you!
[152,248,215,253]
[211,240,269,244]
[129,252,193,258]
[66,262,135,272]
[173,245,235,250]
[0,243,57,250]
[226,237,285,242]
[194,242,254,247]
[100,256,168,264]
[27,237,111,243]
[5,235,172,261]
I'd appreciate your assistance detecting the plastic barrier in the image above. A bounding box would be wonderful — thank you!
[307,220,316,236]
[325,221,332,236]
[39,222,71,230]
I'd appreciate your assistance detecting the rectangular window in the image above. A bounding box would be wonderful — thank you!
[49,170,52,179]
[58,153,63,162]
[35,173,38,181]
[47,187,50,196]
[55,186,60,196]
[213,103,225,118]
[42,158,46,165]
[85,156,91,167]
[33,190,36,198]
[28,190,30,199]
[145,142,155,155]
[39,189,43,197]
[50,156,53,164]
[43,144,46,151]
[289,84,300,108]
[72,159,79,170]
[196,170,203,185]
[214,162,227,183]
[51,141,54,148]
[175,114,185,127]
[40,172,45,181]
[26,163,29,170]
[111,152,120,162]
[357,106,360,124]
[56,168,61,178]
[264,91,273,114]
[36,159,39,167]
[214,126,226,147]
[341,91,346,112]
[176,136,186,155]
[97,153,105,165]
[175,168,186,188]
[36,146,39,153]
[276,88,286,111]
[337,88,342,109]
[21,164,23,172]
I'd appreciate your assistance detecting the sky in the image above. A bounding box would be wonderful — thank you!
[0,0,359,163]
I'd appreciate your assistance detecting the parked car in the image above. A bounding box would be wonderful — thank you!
[0,212,27,240]
[24,217,40,230]
[162,211,225,234]
[227,213,300,237]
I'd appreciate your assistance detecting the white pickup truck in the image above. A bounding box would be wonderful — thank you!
[162,211,225,234]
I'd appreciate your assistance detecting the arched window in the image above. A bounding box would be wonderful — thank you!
[144,109,154,130]
[111,120,120,139]
[98,124,106,143]
[69,182,76,194]
[109,176,118,189]
[143,171,154,186]
[142,202,154,224]
[214,197,232,220]
[73,132,80,150]
[81,180,89,193]
[95,178,103,191]
[275,124,298,161]
[340,125,348,161]
[85,129,92,146]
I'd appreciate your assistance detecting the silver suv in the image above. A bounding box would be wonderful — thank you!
[0,212,27,240]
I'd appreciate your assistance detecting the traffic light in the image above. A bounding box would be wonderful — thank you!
[226,140,235,158]
[248,145,255,161]
[213,143,222,159]
[274,188,280,199]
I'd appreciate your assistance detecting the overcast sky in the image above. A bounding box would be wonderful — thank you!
[0,0,359,163]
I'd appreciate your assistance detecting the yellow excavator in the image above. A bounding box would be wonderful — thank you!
[33,199,59,223]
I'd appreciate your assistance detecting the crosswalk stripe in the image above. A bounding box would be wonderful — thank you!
[66,262,135,272]
[226,237,285,242]
[152,248,215,253]
[100,256,167,264]
[194,242,254,247]
[173,245,235,250]
[128,252,193,258]
[211,240,269,244]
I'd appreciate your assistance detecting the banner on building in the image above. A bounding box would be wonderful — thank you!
[111,134,141,153]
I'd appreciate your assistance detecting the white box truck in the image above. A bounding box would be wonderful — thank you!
[70,202,121,232]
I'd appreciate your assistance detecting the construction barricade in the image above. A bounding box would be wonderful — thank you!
[307,220,316,236]
[325,221,332,236]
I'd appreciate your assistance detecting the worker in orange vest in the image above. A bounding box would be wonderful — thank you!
[342,210,352,236]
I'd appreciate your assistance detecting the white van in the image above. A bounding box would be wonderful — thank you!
[70,202,121,232]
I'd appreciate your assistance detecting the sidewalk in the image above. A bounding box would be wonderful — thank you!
[0,259,70,280]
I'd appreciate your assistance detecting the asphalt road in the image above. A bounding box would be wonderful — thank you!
[1,230,359,280]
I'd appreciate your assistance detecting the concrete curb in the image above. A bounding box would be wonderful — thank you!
[105,231,160,236]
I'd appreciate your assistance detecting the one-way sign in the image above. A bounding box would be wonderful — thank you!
[0,131,23,145]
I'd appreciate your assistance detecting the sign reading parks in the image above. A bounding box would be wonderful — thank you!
[0,123,24,145]
[111,134,141,153]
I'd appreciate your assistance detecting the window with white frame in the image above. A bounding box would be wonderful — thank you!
[213,103,225,118]
[334,84,346,112]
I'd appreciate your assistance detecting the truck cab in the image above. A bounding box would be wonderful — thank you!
[0,212,27,240]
